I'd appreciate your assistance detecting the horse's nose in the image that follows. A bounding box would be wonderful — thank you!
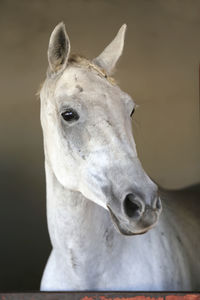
[123,192,162,219]
[153,196,162,210]
[108,189,162,235]
[123,193,145,219]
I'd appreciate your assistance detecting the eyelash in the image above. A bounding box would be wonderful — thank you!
[130,108,135,117]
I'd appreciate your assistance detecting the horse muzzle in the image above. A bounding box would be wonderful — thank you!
[107,193,162,236]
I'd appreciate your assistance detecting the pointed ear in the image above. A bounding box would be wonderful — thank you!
[93,24,127,75]
[48,22,70,74]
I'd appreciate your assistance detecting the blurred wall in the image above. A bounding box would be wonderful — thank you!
[0,0,199,190]
[0,0,199,291]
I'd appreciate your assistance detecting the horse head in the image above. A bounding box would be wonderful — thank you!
[40,22,162,236]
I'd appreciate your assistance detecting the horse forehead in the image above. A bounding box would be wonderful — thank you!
[54,67,128,102]
[55,67,88,91]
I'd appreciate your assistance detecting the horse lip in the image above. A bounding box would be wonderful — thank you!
[107,205,152,236]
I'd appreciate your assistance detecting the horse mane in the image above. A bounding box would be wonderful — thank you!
[68,54,116,85]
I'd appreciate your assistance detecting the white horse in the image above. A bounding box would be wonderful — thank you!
[39,23,200,291]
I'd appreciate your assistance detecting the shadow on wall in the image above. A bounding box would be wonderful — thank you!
[0,160,51,291]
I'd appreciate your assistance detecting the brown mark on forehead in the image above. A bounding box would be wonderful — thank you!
[76,85,83,92]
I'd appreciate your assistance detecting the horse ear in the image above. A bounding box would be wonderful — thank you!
[93,24,127,75]
[48,22,70,74]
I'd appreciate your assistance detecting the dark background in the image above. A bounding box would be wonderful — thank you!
[0,0,199,291]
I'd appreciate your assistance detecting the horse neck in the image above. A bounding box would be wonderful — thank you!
[44,160,118,259]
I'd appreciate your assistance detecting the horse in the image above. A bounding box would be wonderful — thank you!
[39,22,200,291]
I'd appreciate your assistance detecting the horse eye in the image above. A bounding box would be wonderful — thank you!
[130,108,135,117]
[61,109,79,122]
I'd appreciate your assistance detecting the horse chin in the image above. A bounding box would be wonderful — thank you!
[107,205,153,236]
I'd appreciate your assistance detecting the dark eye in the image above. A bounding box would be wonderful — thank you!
[130,108,135,117]
[61,109,79,122]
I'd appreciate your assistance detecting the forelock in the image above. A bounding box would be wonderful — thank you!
[68,54,116,85]
[37,54,117,98]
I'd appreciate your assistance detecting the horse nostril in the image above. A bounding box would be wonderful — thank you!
[154,197,162,210]
[123,194,143,219]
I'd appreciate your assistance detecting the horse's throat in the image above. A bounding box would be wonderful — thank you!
[45,162,117,264]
